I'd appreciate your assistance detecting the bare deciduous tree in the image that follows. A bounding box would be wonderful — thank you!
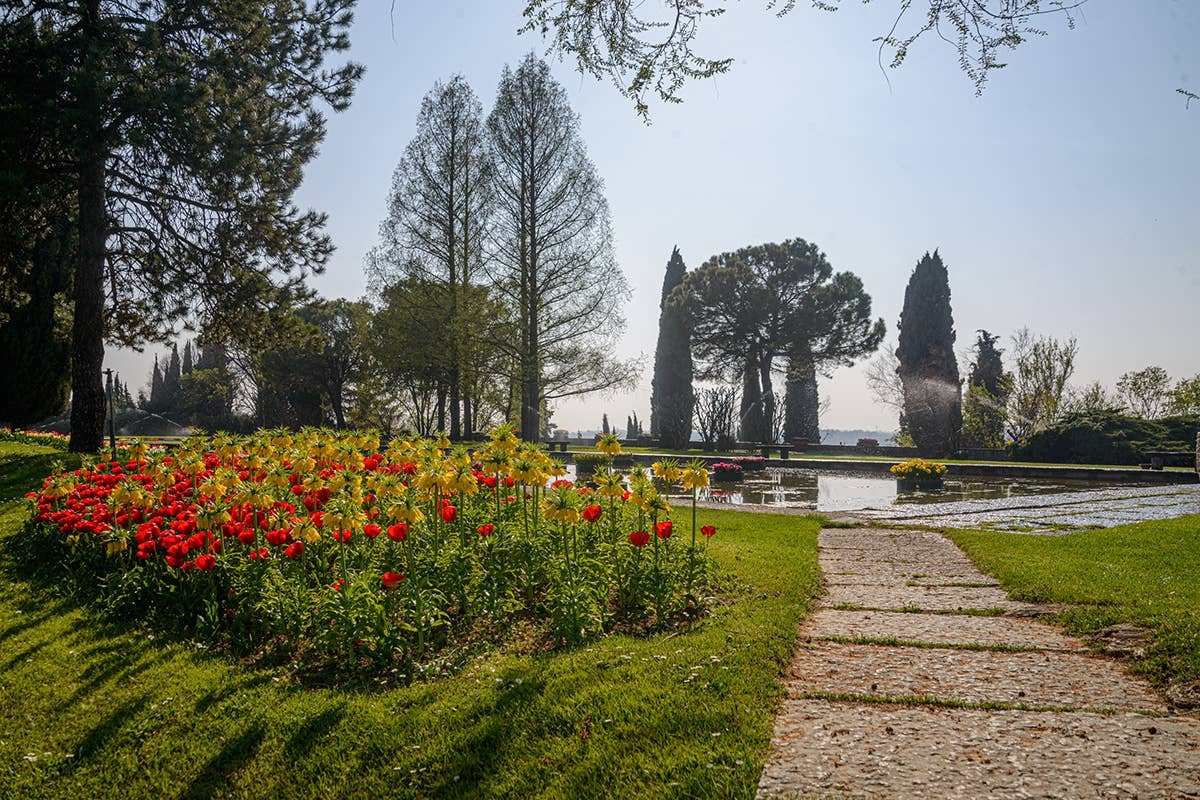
[694,386,738,450]
[1006,327,1078,442]
[486,53,635,440]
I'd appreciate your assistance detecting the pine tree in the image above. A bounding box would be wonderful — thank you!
[650,246,694,448]
[897,250,961,457]
[1,3,361,451]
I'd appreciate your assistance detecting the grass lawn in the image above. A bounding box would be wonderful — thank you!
[0,441,820,799]
[949,517,1200,688]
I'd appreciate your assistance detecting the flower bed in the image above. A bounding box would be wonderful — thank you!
[890,458,947,491]
[572,452,611,477]
[22,427,719,674]
[731,456,766,472]
[2,430,70,450]
[712,461,744,481]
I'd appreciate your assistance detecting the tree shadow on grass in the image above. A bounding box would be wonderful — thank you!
[179,724,266,800]
[0,604,66,646]
[70,693,151,763]
[421,668,548,797]
[192,673,278,715]
[283,704,347,761]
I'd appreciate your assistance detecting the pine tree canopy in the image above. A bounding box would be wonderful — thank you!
[0,1,362,450]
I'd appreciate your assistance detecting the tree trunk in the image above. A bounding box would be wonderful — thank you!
[332,394,346,429]
[449,373,461,439]
[784,351,821,442]
[436,385,446,433]
[758,352,775,444]
[462,389,473,440]
[738,358,762,444]
[69,6,107,454]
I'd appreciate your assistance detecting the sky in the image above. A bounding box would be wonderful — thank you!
[105,0,1200,434]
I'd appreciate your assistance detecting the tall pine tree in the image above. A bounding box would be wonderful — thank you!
[649,246,694,448]
[897,250,961,457]
[1,2,362,451]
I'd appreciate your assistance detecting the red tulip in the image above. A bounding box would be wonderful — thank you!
[477,523,494,537]
[441,505,456,523]
[655,520,673,539]
[381,571,405,590]
[386,523,407,542]
[284,541,304,558]
[330,529,353,543]
[194,554,216,571]
[363,523,382,539]
[628,530,651,548]
[582,504,602,523]
[236,529,256,545]
[701,525,717,538]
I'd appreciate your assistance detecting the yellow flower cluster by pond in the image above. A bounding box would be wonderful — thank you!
[889,458,948,479]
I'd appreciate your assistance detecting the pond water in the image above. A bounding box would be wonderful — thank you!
[669,469,1147,512]
[563,464,1154,512]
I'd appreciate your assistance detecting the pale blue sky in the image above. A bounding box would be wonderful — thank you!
[108,0,1200,432]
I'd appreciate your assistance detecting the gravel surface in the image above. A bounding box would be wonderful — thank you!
[758,527,1198,798]
[758,701,1200,799]
[852,485,1200,534]
[801,609,1086,651]
[787,642,1167,712]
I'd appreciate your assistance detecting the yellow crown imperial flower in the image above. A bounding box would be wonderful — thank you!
[651,459,682,484]
[596,433,622,455]
[681,459,710,491]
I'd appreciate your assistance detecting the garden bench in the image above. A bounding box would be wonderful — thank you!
[758,445,791,459]
[545,441,568,452]
[1143,450,1189,470]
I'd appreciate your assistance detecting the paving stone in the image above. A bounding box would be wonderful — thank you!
[802,609,1086,651]
[821,559,984,582]
[757,700,1200,799]
[825,583,1043,614]
[787,642,1167,712]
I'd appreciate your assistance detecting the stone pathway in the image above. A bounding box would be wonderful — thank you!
[757,528,1200,799]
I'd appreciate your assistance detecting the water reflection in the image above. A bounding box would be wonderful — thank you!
[670,469,1137,512]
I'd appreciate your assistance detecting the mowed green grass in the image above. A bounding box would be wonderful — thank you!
[0,442,820,799]
[949,516,1200,687]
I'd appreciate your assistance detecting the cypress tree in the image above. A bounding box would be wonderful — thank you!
[164,344,182,410]
[182,341,194,375]
[149,355,164,410]
[897,250,961,457]
[602,413,610,434]
[961,330,1010,448]
[650,246,694,448]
